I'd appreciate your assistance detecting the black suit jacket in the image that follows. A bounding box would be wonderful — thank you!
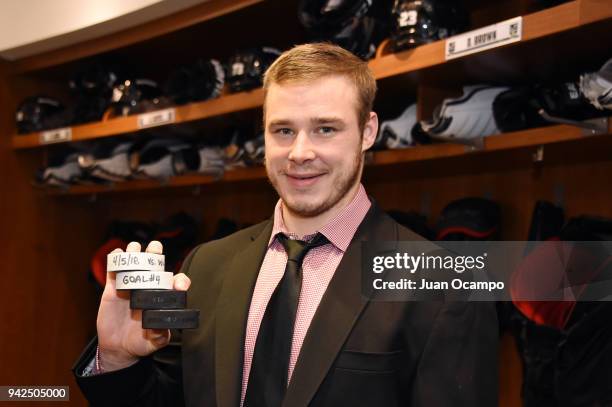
[73,204,499,407]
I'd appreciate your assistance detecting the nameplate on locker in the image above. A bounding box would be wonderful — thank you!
[137,108,176,129]
[39,127,72,144]
[446,16,523,60]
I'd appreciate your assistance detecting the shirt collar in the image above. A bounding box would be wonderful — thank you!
[269,184,371,252]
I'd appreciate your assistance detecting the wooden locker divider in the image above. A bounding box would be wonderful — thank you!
[416,83,463,122]
[0,59,100,406]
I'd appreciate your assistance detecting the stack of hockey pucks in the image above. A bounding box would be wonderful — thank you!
[107,250,199,329]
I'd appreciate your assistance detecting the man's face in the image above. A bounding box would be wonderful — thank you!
[264,75,377,218]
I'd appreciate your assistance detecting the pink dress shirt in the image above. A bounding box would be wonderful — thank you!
[240,184,371,406]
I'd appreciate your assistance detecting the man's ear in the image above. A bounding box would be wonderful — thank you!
[361,111,378,152]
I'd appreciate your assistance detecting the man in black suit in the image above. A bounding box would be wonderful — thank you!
[73,42,498,407]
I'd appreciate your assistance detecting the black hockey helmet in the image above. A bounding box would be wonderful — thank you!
[68,66,119,124]
[110,78,165,116]
[298,0,393,59]
[225,47,281,93]
[164,58,225,105]
[390,0,469,51]
[298,0,372,36]
[326,12,385,59]
[15,96,66,134]
[69,66,118,98]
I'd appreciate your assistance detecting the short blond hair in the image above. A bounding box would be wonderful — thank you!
[263,42,377,132]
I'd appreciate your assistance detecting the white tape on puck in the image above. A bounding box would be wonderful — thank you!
[107,252,165,272]
[116,271,174,290]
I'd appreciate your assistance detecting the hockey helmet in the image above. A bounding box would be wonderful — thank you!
[390,0,469,51]
[225,47,281,93]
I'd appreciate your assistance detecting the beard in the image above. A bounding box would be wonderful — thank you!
[266,149,363,218]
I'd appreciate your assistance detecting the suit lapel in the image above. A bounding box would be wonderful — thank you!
[282,204,398,407]
[215,220,273,407]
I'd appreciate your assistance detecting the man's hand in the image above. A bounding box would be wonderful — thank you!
[96,240,191,372]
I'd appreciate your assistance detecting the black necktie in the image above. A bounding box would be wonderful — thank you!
[244,232,329,407]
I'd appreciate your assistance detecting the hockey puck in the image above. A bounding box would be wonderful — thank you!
[142,309,200,329]
[116,271,174,290]
[130,289,187,310]
[107,252,165,272]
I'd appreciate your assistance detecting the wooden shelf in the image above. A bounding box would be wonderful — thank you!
[12,89,264,149]
[47,120,611,195]
[49,166,268,195]
[369,0,612,80]
[10,0,612,150]
[370,119,611,165]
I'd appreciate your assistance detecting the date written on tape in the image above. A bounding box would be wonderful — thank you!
[116,271,174,290]
[107,252,165,272]
[445,16,522,60]
[137,108,176,129]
